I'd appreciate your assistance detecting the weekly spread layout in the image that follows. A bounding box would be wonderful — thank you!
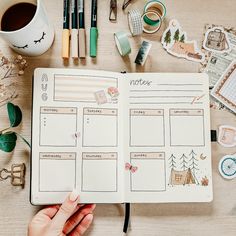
[31,68,213,204]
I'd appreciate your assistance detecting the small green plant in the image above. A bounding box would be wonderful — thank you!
[0,102,30,152]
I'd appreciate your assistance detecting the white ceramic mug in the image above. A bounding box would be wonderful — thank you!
[0,0,54,56]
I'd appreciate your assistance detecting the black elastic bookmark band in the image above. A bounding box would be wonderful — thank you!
[123,203,130,233]
[211,130,217,142]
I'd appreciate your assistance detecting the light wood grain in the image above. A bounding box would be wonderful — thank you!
[0,0,236,236]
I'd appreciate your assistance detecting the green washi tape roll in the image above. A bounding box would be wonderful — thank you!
[114,31,131,56]
[143,0,166,26]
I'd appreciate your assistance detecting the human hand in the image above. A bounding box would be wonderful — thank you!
[28,191,96,236]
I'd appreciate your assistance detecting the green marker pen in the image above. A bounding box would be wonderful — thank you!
[90,0,98,57]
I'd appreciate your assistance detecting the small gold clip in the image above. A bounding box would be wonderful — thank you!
[109,0,117,22]
[0,163,26,188]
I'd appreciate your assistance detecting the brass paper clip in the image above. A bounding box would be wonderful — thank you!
[109,0,117,22]
[0,163,26,188]
[122,0,132,10]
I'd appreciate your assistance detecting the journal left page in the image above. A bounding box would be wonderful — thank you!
[31,68,125,204]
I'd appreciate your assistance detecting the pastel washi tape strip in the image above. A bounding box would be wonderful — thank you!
[144,0,166,26]
[135,41,152,65]
[128,9,143,36]
[142,11,162,34]
[114,31,131,56]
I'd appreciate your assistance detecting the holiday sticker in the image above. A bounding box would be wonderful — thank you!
[161,19,205,63]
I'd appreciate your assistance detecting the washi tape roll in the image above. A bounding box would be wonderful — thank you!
[114,31,131,56]
[142,11,162,34]
[128,9,143,36]
[144,0,166,26]
[135,41,152,65]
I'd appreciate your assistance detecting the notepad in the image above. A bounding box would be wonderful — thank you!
[211,60,236,113]
[31,68,213,204]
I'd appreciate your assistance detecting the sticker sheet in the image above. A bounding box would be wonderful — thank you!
[161,19,205,63]
[31,69,212,204]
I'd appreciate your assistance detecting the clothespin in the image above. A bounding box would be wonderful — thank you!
[122,0,132,10]
[0,163,26,188]
[109,0,117,22]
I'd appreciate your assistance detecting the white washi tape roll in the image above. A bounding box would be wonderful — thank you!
[128,9,143,36]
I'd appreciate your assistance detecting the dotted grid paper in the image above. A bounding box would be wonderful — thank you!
[220,68,236,104]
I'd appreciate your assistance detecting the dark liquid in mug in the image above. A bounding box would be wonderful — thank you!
[1,3,37,31]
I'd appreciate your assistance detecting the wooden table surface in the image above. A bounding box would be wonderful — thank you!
[0,0,236,235]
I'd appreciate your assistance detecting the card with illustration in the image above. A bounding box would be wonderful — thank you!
[161,19,205,63]
[211,60,236,113]
[203,26,232,54]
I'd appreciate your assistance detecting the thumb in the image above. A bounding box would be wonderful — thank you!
[51,190,80,231]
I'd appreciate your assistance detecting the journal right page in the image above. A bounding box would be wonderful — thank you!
[123,73,213,203]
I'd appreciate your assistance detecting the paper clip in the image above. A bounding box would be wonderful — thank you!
[109,0,117,22]
[122,0,132,10]
[0,163,26,188]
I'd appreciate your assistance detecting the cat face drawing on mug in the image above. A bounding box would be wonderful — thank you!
[0,0,54,56]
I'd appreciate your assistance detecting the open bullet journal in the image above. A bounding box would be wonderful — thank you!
[31,68,213,205]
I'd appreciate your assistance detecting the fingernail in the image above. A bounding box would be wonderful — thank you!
[69,189,79,202]
[86,214,93,221]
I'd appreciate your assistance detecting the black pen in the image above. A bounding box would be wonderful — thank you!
[90,0,98,57]
[78,0,86,58]
[62,0,70,59]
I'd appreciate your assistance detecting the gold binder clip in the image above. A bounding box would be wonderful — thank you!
[122,0,132,10]
[109,0,117,22]
[0,163,26,188]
